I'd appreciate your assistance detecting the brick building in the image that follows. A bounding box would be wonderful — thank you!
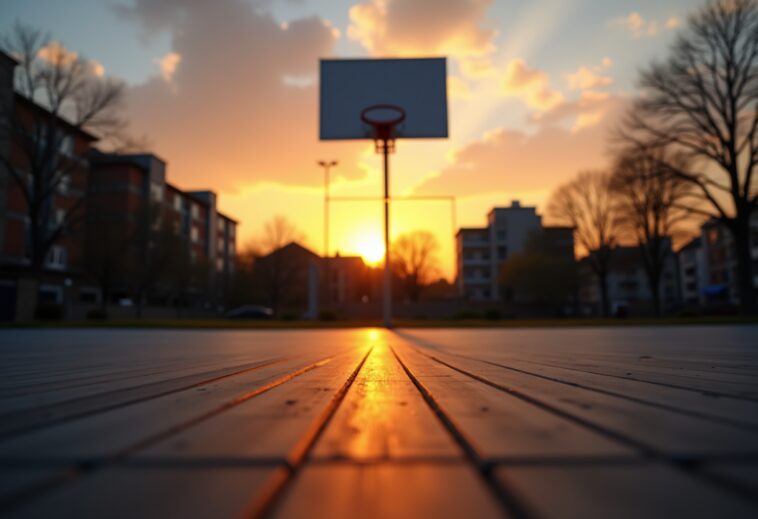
[0,50,238,320]
[0,51,96,319]
[86,152,237,311]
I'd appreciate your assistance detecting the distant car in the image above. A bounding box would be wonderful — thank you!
[226,305,274,320]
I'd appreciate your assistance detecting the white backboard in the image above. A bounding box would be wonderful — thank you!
[320,58,448,140]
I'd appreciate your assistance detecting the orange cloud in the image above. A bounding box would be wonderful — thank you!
[611,12,680,38]
[90,60,105,77]
[611,12,656,37]
[502,58,563,110]
[155,51,181,82]
[37,41,78,65]
[412,93,628,198]
[119,0,366,192]
[565,60,614,91]
[348,0,496,57]
[447,75,470,99]
[38,41,106,77]
[531,90,622,131]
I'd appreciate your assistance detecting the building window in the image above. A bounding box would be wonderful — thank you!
[496,229,506,241]
[191,204,199,220]
[498,246,507,260]
[174,195,182,211]
[39,285,63,304]
[216,257,224,272]
[191,226,199,243]
[46,245,67,270]
[55,208,66,226]
[151,183,163,202]
[57,174,71,195]
[58,134,74,157]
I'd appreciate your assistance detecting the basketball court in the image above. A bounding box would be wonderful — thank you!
[0,326,757,518]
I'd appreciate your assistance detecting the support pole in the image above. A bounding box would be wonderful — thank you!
[382,138,392,328]
[318,160,337,311]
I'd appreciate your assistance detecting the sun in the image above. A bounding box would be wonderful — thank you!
[355,236,385,265]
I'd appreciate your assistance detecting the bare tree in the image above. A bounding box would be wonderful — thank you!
[547,171,620,317]
[619,0,758,313]
[251,216,308,315]
[0,24,128,275]
[260,215,305,254]
[611,148,692,316]
[391,230,440,302]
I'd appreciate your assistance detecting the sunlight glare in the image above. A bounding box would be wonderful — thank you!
[355,236,385,265]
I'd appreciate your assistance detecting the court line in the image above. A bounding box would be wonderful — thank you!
[407,343,758,507]
[0,357,293,439]
[390,345,534,519]
[243,347,373,519]
[0,355,337,514]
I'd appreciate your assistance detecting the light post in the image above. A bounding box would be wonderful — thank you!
[318,160,338,306]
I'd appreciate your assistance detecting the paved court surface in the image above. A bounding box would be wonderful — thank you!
[0,326,757,518]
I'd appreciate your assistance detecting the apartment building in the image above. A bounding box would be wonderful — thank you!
[87,152,237,308]
[456,200,563,301]
[579,244,679,316]
[677,237,707,307]
[677,216,758,308]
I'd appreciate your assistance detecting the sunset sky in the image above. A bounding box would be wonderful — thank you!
[2,0,698,278]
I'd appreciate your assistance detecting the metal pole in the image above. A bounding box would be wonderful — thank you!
[382,139,392,328]
[324,164,329,310]
[324,165,330,258]
[318,160,337,310]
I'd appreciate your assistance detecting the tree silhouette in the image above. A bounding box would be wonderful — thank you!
[260,214,305,254]
[620,0,758,313]
[499,231,578,315]
[610,148,691,316]
[0,24,131,275]
[391,230,440,302]
[548,171,619,317]
[250,216,309,315]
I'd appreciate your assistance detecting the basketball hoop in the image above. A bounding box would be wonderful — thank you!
[320,58,448,328]
[361,104,406,153]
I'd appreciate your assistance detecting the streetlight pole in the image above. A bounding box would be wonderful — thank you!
[318,160,337,306]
